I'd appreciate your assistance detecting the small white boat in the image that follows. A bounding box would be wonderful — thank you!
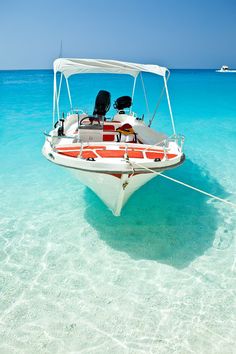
[216,65,236,73]
[42,58,185,215]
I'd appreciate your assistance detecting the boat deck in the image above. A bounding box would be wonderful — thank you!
[55,144,177,160]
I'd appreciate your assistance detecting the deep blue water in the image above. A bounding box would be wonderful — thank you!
[0,69,235,353]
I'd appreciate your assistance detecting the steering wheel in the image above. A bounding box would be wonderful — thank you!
[79,116,101,125]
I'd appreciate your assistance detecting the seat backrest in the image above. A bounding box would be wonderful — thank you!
[93,90,111,117]
[113,96,132,112]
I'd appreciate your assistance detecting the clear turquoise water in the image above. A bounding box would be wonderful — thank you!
[0,70,235,353]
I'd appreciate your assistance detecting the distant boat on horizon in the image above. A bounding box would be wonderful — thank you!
[216,65,236,73]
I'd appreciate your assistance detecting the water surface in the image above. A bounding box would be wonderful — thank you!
[0,69,235,353]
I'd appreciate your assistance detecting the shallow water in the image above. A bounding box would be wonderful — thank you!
[0,69,235,353]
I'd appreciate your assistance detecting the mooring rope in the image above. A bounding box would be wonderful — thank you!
[132,162,236,208]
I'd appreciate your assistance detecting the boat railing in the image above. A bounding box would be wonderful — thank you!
[165,134,185,151]
[44,131,184,159]
[44,131,78,140]
[69,109,88,117]
[44,131,79,151]
[142,134,184,159]
[44,130,120,142]
[165,134,185,158]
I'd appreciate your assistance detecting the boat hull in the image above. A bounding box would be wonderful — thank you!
[70,168,159,216]
[42,137,185,215]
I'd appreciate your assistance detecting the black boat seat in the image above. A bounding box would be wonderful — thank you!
[113,96,132,113]
[93,90,111,117]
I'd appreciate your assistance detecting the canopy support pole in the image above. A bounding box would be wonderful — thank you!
[65,77,73,110]
[164,75,176,135]
[57,73,63,110]
[148,71,170,127]
[130,75,137,113]
[148,83,165,127]
[140,72,150,119]
[52,72,58,127]
[56,73,63,120]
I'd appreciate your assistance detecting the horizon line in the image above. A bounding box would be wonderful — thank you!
[0,67,221,72]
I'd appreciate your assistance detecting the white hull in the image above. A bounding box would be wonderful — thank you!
[70,169,158,216]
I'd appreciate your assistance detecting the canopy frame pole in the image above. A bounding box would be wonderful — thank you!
[149,71,170,127]
[140,72,150,119]
[130,75,137,113]
[53,72,59,126]
[164,74,176,135]
[57,73,63,110]
[65,77,73,110]
[55,73,63,121]
[148,82,165,127]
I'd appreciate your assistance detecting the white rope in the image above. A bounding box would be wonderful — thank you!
[132,162,236,208]
[140,72,150,118]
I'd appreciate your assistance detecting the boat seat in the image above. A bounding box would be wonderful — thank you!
[113,96,132,111]
[93,90,111,117]
[77,90,111,130]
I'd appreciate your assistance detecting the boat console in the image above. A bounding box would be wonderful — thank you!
[72,92,138,143]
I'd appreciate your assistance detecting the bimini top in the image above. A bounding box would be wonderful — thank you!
[53,58,168,78]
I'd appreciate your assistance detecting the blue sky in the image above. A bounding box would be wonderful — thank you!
[1,0,236,69]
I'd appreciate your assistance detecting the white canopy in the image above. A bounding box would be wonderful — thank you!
[53,58,168,78]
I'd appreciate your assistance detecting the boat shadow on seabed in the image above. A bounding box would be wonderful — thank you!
[84,159,227,269]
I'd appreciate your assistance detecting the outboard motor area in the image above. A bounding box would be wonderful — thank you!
[93,90,111,117]
[113,96,132,113]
